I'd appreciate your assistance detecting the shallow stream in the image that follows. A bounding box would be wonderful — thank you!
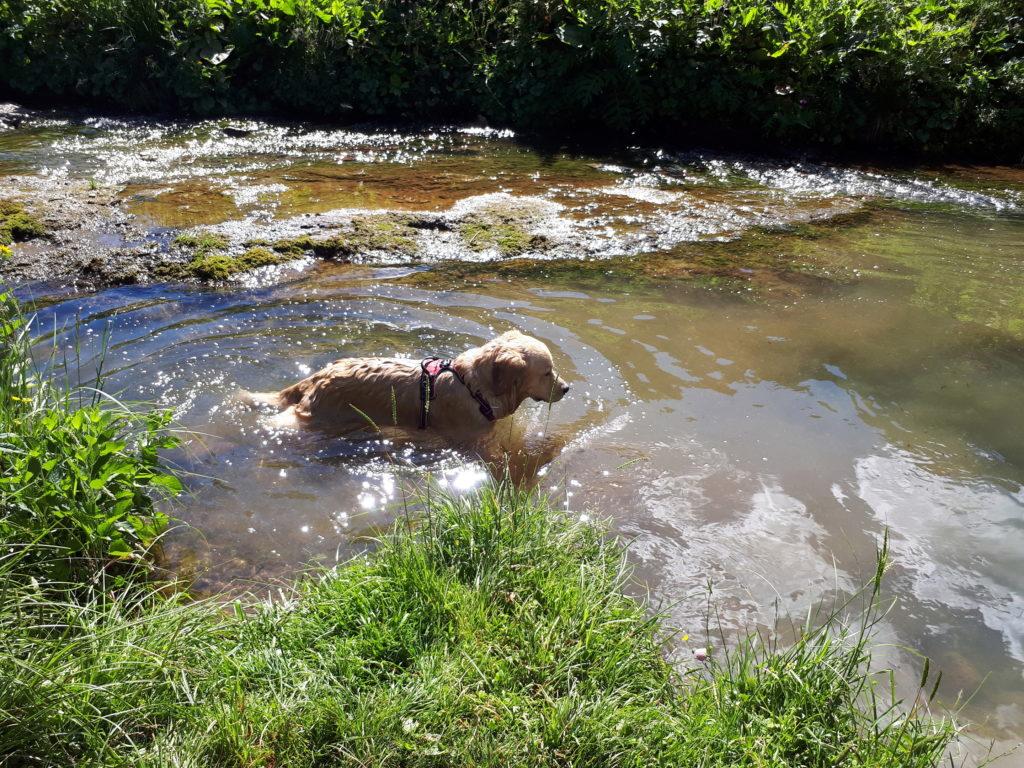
[3,113,1024,763]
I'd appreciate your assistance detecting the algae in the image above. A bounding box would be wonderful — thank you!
[271,216,418,260]
[0,200,46,245]
[158,246,294,281]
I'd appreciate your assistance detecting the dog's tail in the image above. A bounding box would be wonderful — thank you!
[235,389,287,410]
[236,381,306,410]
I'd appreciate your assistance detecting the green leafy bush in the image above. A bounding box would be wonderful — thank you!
[0,293,181,581]
[0,0,1020,157]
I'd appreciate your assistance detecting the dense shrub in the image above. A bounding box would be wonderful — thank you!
[0,0,1020,157]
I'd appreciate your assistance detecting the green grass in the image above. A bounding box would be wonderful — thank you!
[0,294,956,767]
[0,0,1020,158]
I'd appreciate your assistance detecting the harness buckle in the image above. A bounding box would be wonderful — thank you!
[418,356,495,429]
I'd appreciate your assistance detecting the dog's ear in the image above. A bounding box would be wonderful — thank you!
[491,347,528,397]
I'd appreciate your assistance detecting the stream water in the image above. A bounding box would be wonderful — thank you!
[3,113,1024,764]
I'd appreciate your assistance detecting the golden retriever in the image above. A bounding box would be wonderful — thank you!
[241,330,570,440]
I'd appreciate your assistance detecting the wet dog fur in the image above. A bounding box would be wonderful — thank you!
[240,331,570,442]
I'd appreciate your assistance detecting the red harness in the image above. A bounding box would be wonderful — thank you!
[419,357,496,429]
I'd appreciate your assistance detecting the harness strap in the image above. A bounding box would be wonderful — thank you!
[419,357,496,429]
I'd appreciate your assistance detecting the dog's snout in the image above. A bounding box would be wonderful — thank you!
[560,382,570,395]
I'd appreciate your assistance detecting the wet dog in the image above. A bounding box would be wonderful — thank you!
[241,330,570,440]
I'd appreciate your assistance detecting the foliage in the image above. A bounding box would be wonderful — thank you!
[0,293,181,581]
[0,0,1020,157]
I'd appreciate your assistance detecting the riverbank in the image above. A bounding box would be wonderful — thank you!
[1,0,1022,160]
[0,294,957,766]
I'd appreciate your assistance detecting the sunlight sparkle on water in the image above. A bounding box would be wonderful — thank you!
[444,466,488,493]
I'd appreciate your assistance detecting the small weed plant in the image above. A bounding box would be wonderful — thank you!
[0,293,181,582]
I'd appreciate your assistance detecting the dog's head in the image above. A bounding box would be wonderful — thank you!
[476,330,570,410]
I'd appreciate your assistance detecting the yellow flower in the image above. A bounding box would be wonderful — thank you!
[0,244,12,260]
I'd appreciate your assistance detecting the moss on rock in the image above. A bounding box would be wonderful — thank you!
[172,231,230,256]
[460,219,545,257]
[0,200,46,246]
[272,216,418,260]
[157,246,294,281]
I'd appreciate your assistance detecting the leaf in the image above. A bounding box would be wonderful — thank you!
[770,41,792,57]
[149,473,184,494]
[556,23,589,48]
[107,537,134,558]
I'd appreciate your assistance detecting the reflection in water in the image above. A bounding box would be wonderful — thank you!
[4,113,1024,764]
